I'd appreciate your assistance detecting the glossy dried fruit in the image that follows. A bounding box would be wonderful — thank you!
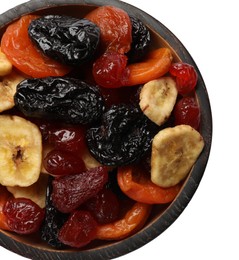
[93,51,129,88]
[169,62,198,95]
[3,198,45,234]
[28,15,100,66]
[14,77,105,124]
[128,16,151,62]
[85,188,120,224]
[86,104,152,166]
[85,5,132,54]
[43,149,86,176]
[41,177,68,248]
[52,166,108,213]
[48,126,86,153]
[174,96,200,129]
[58,210,97,248]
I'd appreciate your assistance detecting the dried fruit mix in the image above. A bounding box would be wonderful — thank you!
[0,4,204,250]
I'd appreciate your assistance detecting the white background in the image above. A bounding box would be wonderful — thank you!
[0,0,238,259]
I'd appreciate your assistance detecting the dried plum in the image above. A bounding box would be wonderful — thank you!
[86,104,152,166]
[127,16,151,62]
[28,15,100,66]
[14,77,105,124]
[40,176,68,249]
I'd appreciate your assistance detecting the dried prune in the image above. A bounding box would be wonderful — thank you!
[86,104,151,166]
[127,16,151,62]
[14,77,105,124]
[41,177,68,249]
[28,15,100,66]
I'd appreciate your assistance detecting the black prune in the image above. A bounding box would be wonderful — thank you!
[40,176,68,249]
[28,15,100,66]
[86,104,151,166]
[127,16,151,62]
[14,77,105,125]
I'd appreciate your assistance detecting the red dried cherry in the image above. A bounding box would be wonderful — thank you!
[52,166,108,213]
[3,198,45,234]
[169,62,198,95]
[174,96,200,129]
[85,188,120,224]
[48,126,86,153]
[58,210,97,248]
[43,149,86,176]
[93,51,129,88]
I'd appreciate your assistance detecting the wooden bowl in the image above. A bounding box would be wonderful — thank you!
[0,0,212,259]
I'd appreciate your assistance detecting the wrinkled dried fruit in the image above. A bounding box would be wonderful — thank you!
[48,126,86,153]
[58,210,97,248]
[128,16,151,62]
[41,177,68,248]
[28,15,100,66]
[85,188,120,224]
[43,149,86,176]
[86,104,152,166]
[3,198,45,234]
[14,77,105,124]
[52,166,108,213]
[93,51,129,88]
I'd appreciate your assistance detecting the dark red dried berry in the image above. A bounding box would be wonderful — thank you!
[93,51,129,88]
[3,198,45,234]
[48,126,87,153]
[169,62,198,95]
[58,210,97,248]
[174,96,200,130]
[52,166,108,213]
[85,188,120,224]
[43,149,86,176]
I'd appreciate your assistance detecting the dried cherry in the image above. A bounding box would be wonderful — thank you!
[3,198,45,234]
[52,166,108,213]
[48,126,86,153]
[174,96,200,129]
[85,188,120,224]
[93,51,129,88]
[43,149,86,176]
[86,104,152,166]
[169,62,198,95]
[14,77,105,125]
[58,210,97,248]
[28,15,100,66]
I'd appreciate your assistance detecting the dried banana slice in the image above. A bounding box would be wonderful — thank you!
[7,174,49,208]
[139,77,178,126]
[0,47,12,76]
[0,71,24,112]
[151,125,204,187]
[0,115,42,187]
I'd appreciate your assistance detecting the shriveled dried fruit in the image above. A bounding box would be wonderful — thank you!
[52,166,108,213]
[86,104,152,166]
[41,177,68,249]
[85,188,120,224]
[3,198,45,234]
[28,15,100,66]
[14,77,105,124]
[43,149,86,176]
[58,210,97,248]
[128,16,151,62]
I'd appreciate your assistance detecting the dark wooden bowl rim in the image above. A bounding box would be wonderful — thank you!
[0,0,212,259]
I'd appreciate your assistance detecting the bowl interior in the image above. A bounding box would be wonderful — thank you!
[0,1,212,259]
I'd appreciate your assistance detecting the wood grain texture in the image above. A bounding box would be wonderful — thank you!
[0,0,212,259]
